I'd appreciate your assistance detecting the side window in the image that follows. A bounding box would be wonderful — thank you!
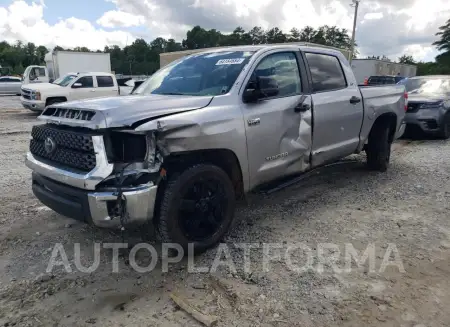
[305,53,347,92]
[96,76,114,87]
[74,76,93,88]
[38,68,46,76]
[253,52,301,98]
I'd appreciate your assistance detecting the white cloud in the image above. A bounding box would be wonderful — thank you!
[97,10,145,28]
[363,12,383,20]
[0,0,135,50]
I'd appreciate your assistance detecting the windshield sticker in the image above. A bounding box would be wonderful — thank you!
[242,52,253,57]
[216,58,245,65]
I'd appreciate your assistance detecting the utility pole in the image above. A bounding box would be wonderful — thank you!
[350,0,360,64]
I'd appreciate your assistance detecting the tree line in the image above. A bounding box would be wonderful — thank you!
[1,20,450,76]
[0,25,354,76]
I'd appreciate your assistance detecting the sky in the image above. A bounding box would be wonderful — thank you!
[0,0,449,62]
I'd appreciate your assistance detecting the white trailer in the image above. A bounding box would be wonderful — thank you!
[351,59,417,85]
[22,51,111,84]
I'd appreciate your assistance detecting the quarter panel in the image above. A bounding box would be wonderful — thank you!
[358,85,405,149]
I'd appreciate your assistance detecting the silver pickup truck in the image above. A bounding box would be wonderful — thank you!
[25,44,407,253]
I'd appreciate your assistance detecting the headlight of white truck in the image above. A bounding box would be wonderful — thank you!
[31,91,41,100]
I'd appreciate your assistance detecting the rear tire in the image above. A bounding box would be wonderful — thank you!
[438,114,450,140]
[156,164,236,254]
[366,123,392,172]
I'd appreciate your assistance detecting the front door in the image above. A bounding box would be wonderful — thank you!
[241,50,313,189]
[69,75,96,101]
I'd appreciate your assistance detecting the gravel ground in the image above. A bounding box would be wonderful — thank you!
[0,96,450,326]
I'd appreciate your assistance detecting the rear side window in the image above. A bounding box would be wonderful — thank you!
[96,76,114,87]
[305,53,347,92]
[75,76,93,88]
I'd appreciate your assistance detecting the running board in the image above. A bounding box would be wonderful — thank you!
[257,160,359,195]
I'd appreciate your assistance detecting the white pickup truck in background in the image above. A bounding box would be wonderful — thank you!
[20,72,120,111]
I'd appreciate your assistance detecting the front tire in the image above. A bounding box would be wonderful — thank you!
[157,164,236,254]
[366,123,392,172]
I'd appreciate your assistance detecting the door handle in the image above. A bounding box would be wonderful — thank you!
[294,103,310,113]
[350,96,361,104]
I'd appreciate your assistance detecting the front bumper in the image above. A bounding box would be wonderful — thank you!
[32,172,158,228]
[405,109,445,133]
[20,97,46,111]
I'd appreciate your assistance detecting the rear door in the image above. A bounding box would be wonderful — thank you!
[304,52,364,166]
[241,50,313,189]
[95,75,119,97]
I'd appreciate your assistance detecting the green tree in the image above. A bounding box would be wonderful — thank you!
[433,18,450,53]
[248,26,266,44]
[398,55,416,65]
[288,28,301,42]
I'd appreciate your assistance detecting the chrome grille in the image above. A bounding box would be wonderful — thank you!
[30,125,96,172]
[21,88,31,100]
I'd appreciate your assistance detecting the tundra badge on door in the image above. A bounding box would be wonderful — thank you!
[247,118,260,126]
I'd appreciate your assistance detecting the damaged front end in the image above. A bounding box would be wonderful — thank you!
[91,129,166,228]
[26,124,168,229]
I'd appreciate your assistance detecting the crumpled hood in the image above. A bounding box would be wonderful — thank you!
[41,94,213,129]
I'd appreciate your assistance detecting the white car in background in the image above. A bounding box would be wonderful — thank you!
[20,72,119,112]
[0,76,22,95]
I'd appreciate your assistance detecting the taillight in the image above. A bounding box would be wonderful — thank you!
[404,91,408,112]
[364,78,368,85]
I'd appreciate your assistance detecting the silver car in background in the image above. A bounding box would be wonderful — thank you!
[0,76,22,95]
[400,75,450,139]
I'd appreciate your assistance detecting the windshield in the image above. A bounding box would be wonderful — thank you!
[398,77,450,96]
[53,74,77,87]
[133,51,255,96]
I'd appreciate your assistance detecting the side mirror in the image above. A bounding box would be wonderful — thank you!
[72,83,82,88]
[242,80,260,103]
[243,76,279,103]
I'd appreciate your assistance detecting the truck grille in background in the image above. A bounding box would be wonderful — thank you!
[406,103,420,113]
[21,89,31,100]
[42,107,96,121]
[30,125,96,172]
